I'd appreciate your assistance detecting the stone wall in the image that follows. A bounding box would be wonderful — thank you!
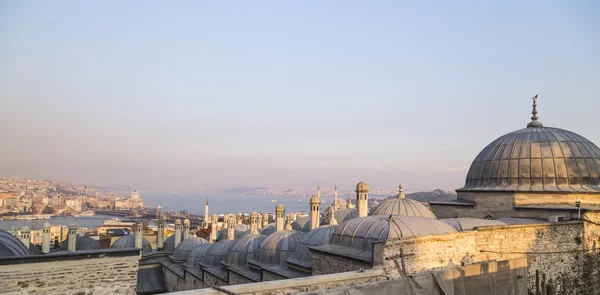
[383,221,585,292]
[164,267,184,292]
[262,270,286,282]
[312,252,371,275]
[0,250,139,295]
[203,271,228,287]
[228,270,254,285]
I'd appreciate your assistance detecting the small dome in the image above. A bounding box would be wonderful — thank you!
[222,234,266,268]
[217,224,250,241]
[356,181,369,192]
[252,229,305,265]
[184,244,213,268]
[163,235,176,253]
[286,225,336,269]
[259,224,276,236]
[322,208,357,225]
[59,236,102,251]
[199,239,236,267]
[111,235,153,255]
[369,188,436,219]
[291,216,311,232]
[0,229,31,257]
[173,237,208,260]
[441,218,506,231]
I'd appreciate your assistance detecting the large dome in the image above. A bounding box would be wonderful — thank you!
[459,126,600,193]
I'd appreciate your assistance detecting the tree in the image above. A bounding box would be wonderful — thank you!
[42,206,55,214]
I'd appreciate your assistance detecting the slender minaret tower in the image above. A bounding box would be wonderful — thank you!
[262,213,269,228]
[204,196,209,229]
[333,184,339,209]
[257,213,263,229]
[210,214,218,242]
[227,216,236,241]
[275,204,285,231]
[42,222,51,254]
[183,219,191,240]
[67,224,77,253]
[250,212,259,235]
[174,219,182,248]
[329,206,338,226]
[157,214,165,250]
[135,221,143,250]
[310,193,320,230]
[20,226,31,249]
[356,182,368,217]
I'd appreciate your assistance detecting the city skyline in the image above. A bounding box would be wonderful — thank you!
[1,1,599,192]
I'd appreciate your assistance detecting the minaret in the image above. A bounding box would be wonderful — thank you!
[310,193,321,230]
[204,196,209,229]
[157,214,165,250]
[356,181,368,217]
[42,222,51,254]
[262,213,269,228]
[67,224,76,253]
[275,204,285,231]
[333,184,339,209]
[329,206,338,226]
[257,213,263,229]
[20,226,31,249]
[183,219,191,240]
[250,212,259,235]
[174,219,182,248]
[135,221,143,250]
[227,216,236,240]
[210,214,218,242]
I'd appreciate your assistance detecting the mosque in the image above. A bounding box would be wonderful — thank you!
[1,97,600,295]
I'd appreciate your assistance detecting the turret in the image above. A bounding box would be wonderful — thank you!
[250,212,259,234]
[135,221,143,250]
[157,214,165,250]
[68,224,76,253]
[257,213,263,229]
[20,226,31,249]
[210,214,218,242]
[356,181,368,217]
[42,222,51,254]
[275,204,285,231]
[174,219,182,248]
[183,219,191,240]
[227,215,236,240]
[310,193,321,230]
[262,213,269,228]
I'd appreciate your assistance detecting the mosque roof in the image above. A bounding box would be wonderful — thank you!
[250,229,305,265]
[110,235,153,255]
[311,216,456,262]
[217,224,250,241]
[286,225,336,270]
[291,216,311,232]
[459,97,600,193]
[221,234,266,268]
[0,229,31,257]
[369,185,437,219]
[498,217,546,225]
[173,237,208,260]
[163,235,176,254]
[184,243,213,268]
[258,224,276,236]
[441,218,506,231]
[322,208,357,225]
[199,239,235,268]
[59,236,102,251]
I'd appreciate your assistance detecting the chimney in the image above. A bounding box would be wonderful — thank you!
[183,219,191,240]
[20,226,31,249]
[210,214,218,242]
[42,222,51,254]
[157,214,165,250]
[227,216,236,240]
[67,224,77,253]
[310,193,321,230]
[174,219,182,249]
[262,214,269,228]
[135,221,143,250]
[275,204,285,231]
[250,212,259,234]
[356,182,369,217]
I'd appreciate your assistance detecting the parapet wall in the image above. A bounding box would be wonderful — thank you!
[0,249,140,295]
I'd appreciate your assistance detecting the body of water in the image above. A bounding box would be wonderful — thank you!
[0,214,155,231]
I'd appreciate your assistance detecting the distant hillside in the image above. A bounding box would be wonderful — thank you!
[221,186,268,194]
[404,189,457,202]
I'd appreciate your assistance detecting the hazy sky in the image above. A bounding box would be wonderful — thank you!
[1,1,599,192]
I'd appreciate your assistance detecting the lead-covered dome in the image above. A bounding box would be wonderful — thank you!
[251,229,305,265]
[59,236,102,251]
[286,225,336,270]
[0,229,31,257]
[222,234,266,268]
[369,185,436,219]
[184,243,213,268]
[173,237,208,260]
[459,126,600,193]
[110,235,153,255]
[199,239,236,267]
[217,224,250,241]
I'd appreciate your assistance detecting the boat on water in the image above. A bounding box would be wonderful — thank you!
[73,210,95,218]
[14,214,52,220]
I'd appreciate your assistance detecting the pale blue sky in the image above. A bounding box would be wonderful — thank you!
[1,1,599,192]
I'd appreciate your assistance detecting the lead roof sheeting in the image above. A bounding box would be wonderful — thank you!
[184,243,213,268]
[199,239,235,267]
[137,267,166,295]
[441,218,506,231]
[173,237,208,260]
[222,234,266,268]
[0,230,31,258]
[254,230,305,265]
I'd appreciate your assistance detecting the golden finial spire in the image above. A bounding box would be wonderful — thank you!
[527,95,543,128]
[397,184,405,199]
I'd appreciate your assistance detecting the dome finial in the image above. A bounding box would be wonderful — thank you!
[397,184,405,199]
[527,94,543,128]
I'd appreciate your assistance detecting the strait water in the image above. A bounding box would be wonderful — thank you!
[0,214,130,231]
